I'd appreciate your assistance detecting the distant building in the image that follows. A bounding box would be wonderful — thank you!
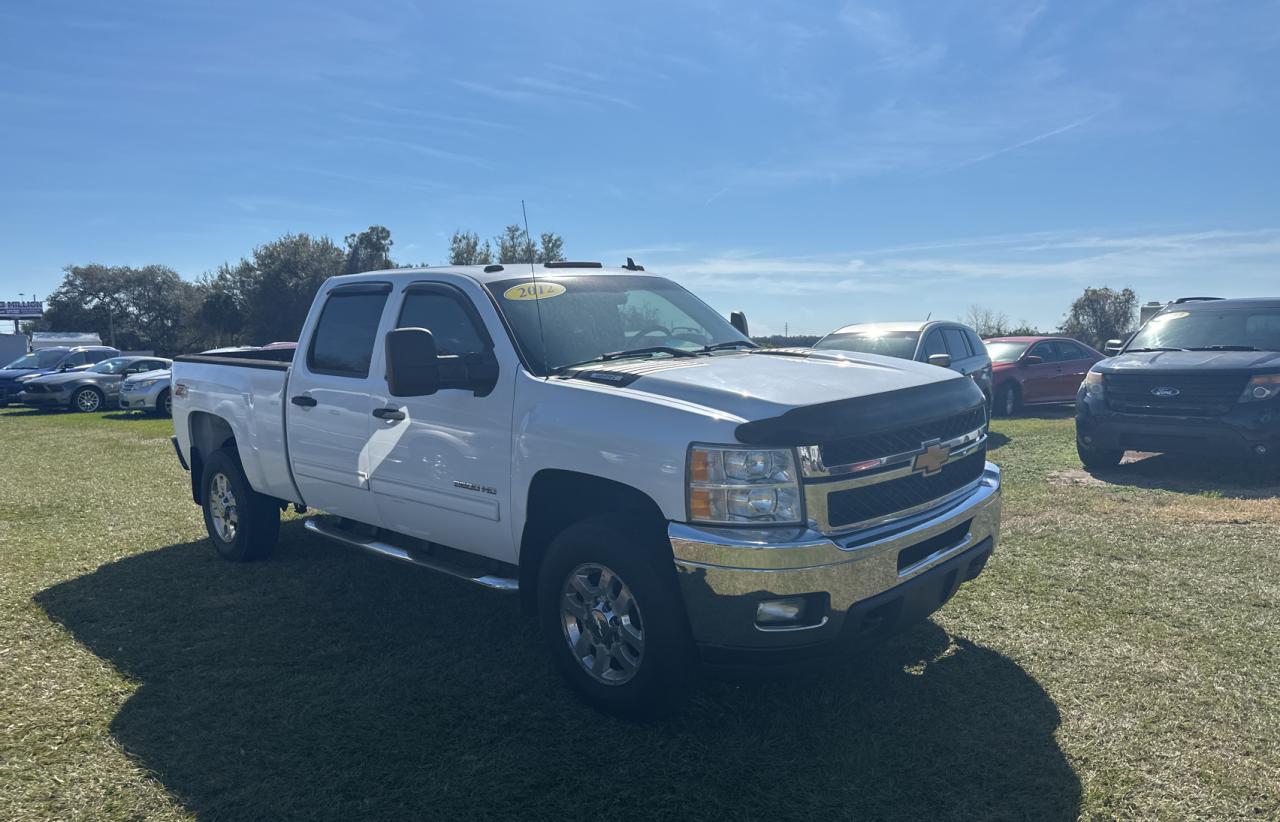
[1139,301,1167,325]
[30,331,103,350]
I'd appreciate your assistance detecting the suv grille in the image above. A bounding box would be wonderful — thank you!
[1104,373,1247,416]
[825,447,986,529]
[820,405,987,467]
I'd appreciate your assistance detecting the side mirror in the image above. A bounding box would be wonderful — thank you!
[1104,339,1123,356]
[927,353,952,368]
[729,311,749,337]
[385,328,440,397]
[1023,355,1043,365]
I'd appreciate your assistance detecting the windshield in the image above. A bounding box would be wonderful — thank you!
[813,330,919,359]
[485,274,752,374]
[1127,307,1280,352]
[88,357,131,374]
[984,341,1031,363]
[4,349,67,370]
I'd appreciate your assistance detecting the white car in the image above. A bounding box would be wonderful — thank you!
[170,263,1001,715]
[119,368,173,416]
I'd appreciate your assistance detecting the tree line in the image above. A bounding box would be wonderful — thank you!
[30,224,1141,356]
[30,225,565,355]
[964,287,1138,350]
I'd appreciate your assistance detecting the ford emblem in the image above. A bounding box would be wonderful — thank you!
[1151,386,1181,397]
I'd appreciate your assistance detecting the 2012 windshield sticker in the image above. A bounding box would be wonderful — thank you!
[503,282,566,301]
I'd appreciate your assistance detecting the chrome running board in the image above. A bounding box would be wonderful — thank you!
[304,518,519,592]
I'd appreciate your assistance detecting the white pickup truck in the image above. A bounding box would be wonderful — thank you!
[171,262,1001,715]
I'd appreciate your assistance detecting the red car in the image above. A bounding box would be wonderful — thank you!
[984,336,1105,416]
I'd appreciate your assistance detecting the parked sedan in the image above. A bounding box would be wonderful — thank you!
[119,367,173,416]
[813,320,994,411]
[19,355,172,412]
[0,345,119,405]
[985,336,1104,416]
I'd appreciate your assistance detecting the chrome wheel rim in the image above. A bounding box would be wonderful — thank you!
[1003,390,1015,416]
[76,389,100,412]
[208,472,238,543]
[162,392,172,415]
[560,562,645,685]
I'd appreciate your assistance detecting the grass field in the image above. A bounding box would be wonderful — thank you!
[1,405,1278,821]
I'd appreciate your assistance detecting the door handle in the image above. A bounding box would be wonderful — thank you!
[372,407,405,421]
[291,395,317,407]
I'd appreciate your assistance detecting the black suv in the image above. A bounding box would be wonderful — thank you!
[1076,297,1280,470]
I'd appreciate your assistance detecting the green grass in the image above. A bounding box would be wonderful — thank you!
[2,406,1278,820]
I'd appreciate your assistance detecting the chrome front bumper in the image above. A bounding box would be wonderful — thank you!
[669,462,1002,651]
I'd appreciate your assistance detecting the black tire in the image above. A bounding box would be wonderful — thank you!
[537,514,694,717]
[200,448,280,562]
[1078,440,1124,470]
[154,388,172,417]
[71,386,104,413]
[994,383,1020,417]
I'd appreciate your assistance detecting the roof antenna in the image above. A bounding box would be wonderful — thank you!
[925,311,932,321]
[521,199,550,379]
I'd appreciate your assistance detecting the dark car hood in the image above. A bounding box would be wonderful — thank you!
[0,367,44,381]
[1099,350,1280,374]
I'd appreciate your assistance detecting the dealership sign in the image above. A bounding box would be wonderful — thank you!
[1,300,43,319]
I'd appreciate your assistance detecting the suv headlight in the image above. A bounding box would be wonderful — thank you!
[1082,370,1104,397]
[687,445,803,525]
[1240,374,1280,402]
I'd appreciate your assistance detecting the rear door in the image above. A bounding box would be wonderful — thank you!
[366,280,517,561]
[285,282,391,524]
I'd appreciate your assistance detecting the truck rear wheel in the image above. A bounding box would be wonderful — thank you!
[200,449,280,562]
[537,515,693,717]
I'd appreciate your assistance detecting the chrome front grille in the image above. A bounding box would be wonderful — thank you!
[802,411,989,533]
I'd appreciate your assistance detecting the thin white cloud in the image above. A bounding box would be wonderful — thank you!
[946,107,1112,171]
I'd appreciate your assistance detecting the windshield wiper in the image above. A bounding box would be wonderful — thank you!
[701,341,757,353]
[1184,345,1260,351]
[551,346,697,374]
[1125,346,1187,353]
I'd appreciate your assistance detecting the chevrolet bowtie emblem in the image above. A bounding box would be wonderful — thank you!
[912,441,951,476]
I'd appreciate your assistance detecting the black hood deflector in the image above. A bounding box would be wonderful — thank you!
[735,377,985,446]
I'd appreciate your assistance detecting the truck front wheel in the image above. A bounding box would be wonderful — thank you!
[200,449,280,561]
[537,515,693,716]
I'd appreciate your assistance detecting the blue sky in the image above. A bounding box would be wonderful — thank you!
[2,0,1279,335]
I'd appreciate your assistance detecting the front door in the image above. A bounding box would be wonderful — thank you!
[285,282,391,525]
[1019,341,1061,402]
[366,280,516,562]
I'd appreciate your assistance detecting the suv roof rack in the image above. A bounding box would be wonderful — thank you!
[544,261,603,269]
[1172,296,1224,304]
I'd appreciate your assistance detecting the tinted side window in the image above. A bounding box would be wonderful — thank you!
[942,328,972,359]
[1056,341,1086,360]
[396,289,488,355]
[965,329,986,358]
[62,352,88,367]
[307,287,391,377]
[90,350,114,363]
[921,331,946,359]
[1028,342,1059,362]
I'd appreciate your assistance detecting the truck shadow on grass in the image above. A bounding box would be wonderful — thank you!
[36,521,1080,821]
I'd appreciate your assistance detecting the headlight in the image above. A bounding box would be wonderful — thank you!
[1240,374,1280,403]
[16,373,40,383]
[1082,370,1104,397]
[687,445,803,525]
[132,379,160,388]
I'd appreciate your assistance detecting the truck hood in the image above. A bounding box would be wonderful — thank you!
[1099,349,1280,373]
[566,349,965,420]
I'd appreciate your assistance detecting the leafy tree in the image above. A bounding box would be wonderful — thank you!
[36,264,199,355]
[1059,287,1137,349]
[493,225,566,264]
[236,233,347,344]
[448,231,493,265]
[344,225,394,275]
